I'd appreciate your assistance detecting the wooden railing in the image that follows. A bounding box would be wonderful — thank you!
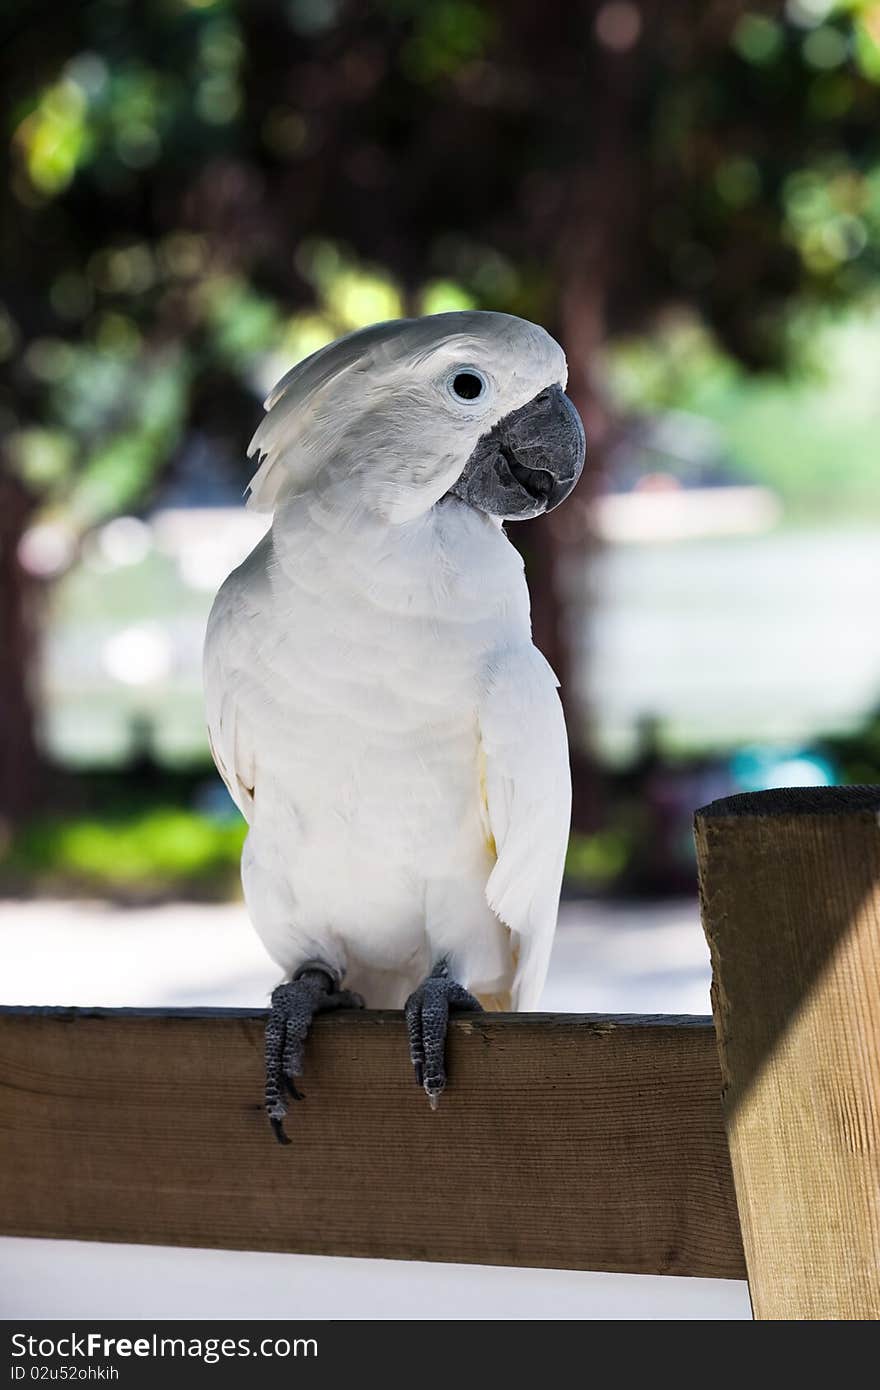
[0,1008,742,1279]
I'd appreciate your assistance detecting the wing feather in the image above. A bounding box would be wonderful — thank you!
[479,645,571,1009]
[203,536,273,823]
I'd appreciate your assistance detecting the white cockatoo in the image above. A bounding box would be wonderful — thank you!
[203,311,585,1141]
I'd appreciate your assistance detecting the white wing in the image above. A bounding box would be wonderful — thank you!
[479,645,571,1009]
[203,535,274,823]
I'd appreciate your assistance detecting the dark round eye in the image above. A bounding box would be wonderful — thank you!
[451,371,485,401]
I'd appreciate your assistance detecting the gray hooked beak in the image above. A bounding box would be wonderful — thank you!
[448,383,586,520]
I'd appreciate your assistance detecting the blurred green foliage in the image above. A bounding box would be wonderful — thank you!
[3,808,631,900]
[4,0,880,536]
[2,807,246,899]
[565,827,634,892]
[823,704,880,783]
[605,301,880,516]
[4,0,880,852]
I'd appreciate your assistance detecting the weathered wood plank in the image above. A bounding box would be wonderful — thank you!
[696,786,880,1319]
[0,1007,744,1279]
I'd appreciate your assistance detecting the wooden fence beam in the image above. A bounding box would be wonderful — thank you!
[0,1007,743,1280]
[696,786,880,1320]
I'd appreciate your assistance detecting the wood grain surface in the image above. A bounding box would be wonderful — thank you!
[0,1007,744,1279]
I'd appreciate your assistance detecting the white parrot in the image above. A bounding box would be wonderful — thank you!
[203,310,585,1141]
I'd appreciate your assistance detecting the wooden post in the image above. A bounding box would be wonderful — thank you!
[695,786,880,1320]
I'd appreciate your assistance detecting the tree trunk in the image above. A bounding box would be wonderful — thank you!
[0,472,42,827]
[514,4,645,829]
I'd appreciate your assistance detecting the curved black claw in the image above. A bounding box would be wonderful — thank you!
[282,1074,305,1101]
[265,967,363,1144]
[270,1117,292,1147]
[404,961,481,1109]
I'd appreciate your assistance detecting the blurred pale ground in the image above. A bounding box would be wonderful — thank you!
[1,1240,747,1321]
[0,896,750,1319]
[0,898,711,1014]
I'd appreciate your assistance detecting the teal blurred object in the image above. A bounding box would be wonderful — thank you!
[730,745,836,793]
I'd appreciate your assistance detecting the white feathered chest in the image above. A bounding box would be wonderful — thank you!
[256,491,528,858]
[204,488,552,1005]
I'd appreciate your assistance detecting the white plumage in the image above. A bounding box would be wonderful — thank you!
[204,310,573,1013]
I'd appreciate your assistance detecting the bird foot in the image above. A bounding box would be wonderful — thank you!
[265,964,364,1145]
[404,961,481,1109]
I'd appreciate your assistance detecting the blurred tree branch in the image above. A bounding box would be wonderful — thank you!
[0,469,40,826]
